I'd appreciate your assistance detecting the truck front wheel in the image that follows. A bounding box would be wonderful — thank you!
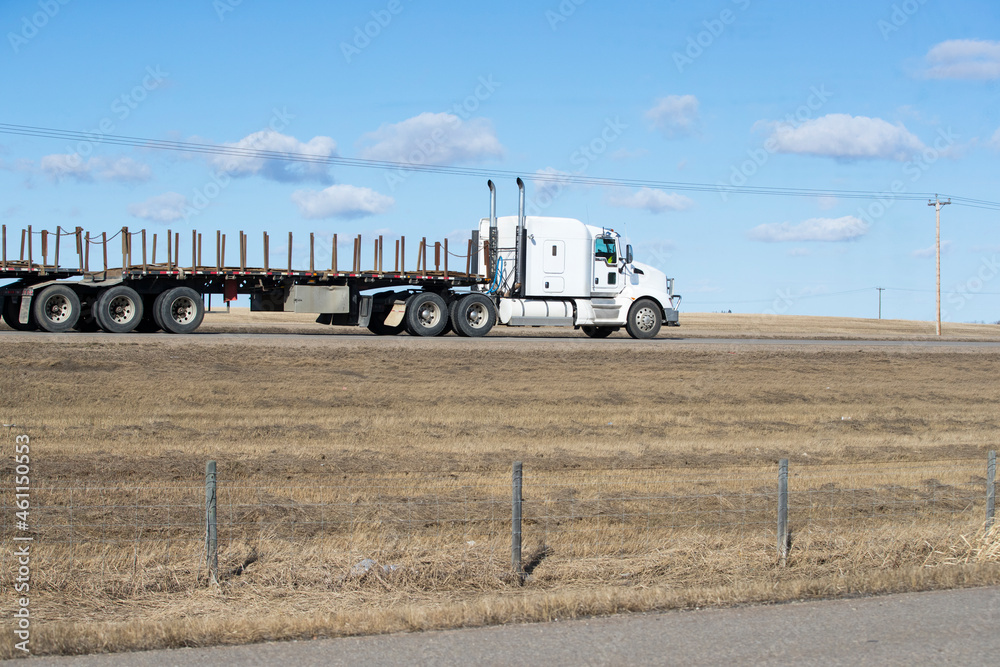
[33,284,82,333]
[625,298,662,339]
[404,292,448,337]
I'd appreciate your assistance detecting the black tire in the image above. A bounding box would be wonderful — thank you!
[151,291,170,331]
[2,294,38,331]
[94,285,144,333]
[74,315,100,332]
[404,292,448,337]
[133,294,162,333]
[33,284,82,333]
[452,294,496,338]
[367,312,406,335]
[158,286,204,334]
[582,325,618,339]
[448,298,465,337]
[625,298,662,339]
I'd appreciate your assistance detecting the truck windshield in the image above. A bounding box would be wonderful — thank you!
[595,238,617,265]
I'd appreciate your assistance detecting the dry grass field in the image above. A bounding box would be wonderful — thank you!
[1,312,999,657]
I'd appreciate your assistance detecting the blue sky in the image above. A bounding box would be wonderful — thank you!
[1,0,999,321]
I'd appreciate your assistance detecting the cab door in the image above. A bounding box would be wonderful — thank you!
[592,236,621,296]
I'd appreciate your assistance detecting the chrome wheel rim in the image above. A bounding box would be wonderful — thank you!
[170,297,197,325]
[108,296,136,324]
[635,306,656,332]
[44,294,72,323]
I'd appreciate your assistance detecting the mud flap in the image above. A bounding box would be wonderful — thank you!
[384,301,406,327]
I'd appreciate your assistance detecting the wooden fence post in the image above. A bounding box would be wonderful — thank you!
[512,461,524,579]
[777,458,789,564]
[987,450,996,530]
[205,460,219,585]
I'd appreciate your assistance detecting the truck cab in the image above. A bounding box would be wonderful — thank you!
[475,179,680,338]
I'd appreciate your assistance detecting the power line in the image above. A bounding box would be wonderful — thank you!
[3,122,1000,208]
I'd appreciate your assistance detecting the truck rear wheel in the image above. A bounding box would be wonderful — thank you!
[94,285,144,333]
[404,292,448,337]
[33,284,81,333]
[582,325,618,338]
[452,293,496,337]
[625,298,662,339]
[158,287,204,334]
[2,295,39,331]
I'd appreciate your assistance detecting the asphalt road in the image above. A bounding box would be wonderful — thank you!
[16,586,1000,666]
[3,329,1000,348]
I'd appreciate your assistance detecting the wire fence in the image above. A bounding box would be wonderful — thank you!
[2,455,995,594]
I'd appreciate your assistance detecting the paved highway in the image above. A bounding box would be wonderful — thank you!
[4,329,1000,348]
[17,586,1000,666]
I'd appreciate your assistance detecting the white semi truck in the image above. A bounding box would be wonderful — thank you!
[0,178,680,338]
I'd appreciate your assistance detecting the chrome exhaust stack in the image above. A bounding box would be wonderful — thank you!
[514,177,525,297]
[488,179,498,280]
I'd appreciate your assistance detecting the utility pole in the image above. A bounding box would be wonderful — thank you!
[876,287,884,320]
[928,196,951,336]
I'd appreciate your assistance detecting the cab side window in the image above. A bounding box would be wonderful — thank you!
[595,238,617,265]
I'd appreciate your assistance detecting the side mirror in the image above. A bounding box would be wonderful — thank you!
[626,244,633,264]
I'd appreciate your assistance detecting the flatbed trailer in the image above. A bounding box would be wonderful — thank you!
[0,225,488,336]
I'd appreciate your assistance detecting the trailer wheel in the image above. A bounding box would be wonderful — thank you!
[452,294,496,337]
[625,298,662,339]
[33,284,82,333]
[582,325,618,339]
[158,287,204,334]
[2,295,39,331]
[150,291,170,331]
[94,285,144,333]
[404,292,448,337]
[134,294,162,333]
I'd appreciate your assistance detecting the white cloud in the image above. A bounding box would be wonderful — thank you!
[40,154,151,183]
[212,130,337,183]
[533,167,575,199]
[607,187,694,213]
[645,95,699,138]
[128,192,190,223]
[749,216,869,243]
[913,240,953,258]
[923,39,1000,80]
[358,112,503,165]
[759,114,925,161]
[291,184,394,220]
